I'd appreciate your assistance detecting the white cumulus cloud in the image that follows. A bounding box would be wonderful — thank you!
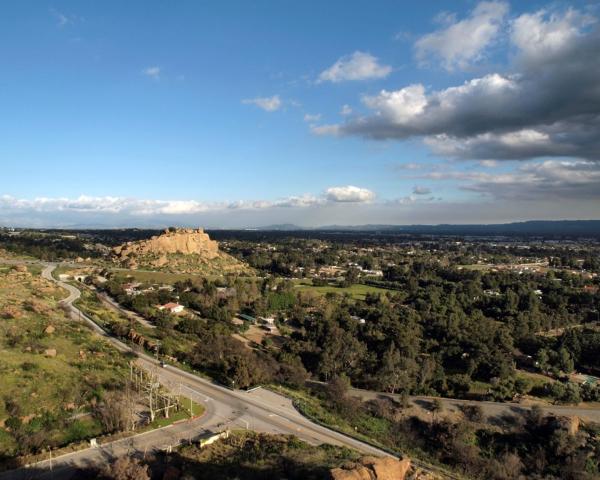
[242,95,282,112]
[325,186,375,203]
[340,104,353,116]
[318,51,391,83]
[415,1,509,71]
[303,113,321,123]
[142,66,161,79]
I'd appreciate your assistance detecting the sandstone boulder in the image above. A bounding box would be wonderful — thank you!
[331,465,373,480]
[112,228,219,260]
[330,457,411,480]
[1,305,23,319]
[44,348,57,357]
[44,325,56,335]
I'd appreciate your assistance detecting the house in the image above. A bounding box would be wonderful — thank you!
[318,266,345,277]
[123,282,142,296]
[260,316,275,326]
[158,302,185,314]
[484,289,502,297]
[363,269,384,277]
[238,313,257,323]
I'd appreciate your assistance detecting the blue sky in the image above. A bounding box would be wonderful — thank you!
[1,1,599,227]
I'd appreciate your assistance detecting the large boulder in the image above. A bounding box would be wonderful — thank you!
[330,456,411,480]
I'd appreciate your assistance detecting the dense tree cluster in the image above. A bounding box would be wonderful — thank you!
[100,255,599,402]
[0,231,100,261]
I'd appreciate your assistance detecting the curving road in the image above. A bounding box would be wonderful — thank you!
[343,385,600,424]
[1,263,398,480]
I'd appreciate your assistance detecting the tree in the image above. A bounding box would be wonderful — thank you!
[377,344,405,394]
[94,390,137,433]
[326,374,351,403]
[460,404,484,423]
[432,398,444,421]
[103,456,150,480]
[557,347,574,373]
[536,348,550,372]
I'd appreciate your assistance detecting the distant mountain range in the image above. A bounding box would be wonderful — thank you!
[254,220,600,237]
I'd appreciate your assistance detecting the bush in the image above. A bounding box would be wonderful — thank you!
[65,419,93,443]
[460,404,485,423]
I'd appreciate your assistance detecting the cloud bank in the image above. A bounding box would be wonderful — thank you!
[314,7,600,165]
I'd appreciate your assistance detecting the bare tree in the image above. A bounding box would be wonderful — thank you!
[103,456,150,480]
[94,389,137,433]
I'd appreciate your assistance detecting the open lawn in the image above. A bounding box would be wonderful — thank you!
[292,279,393,300]
[148,396,205,428]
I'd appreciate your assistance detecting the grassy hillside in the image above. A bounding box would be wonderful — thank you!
[0,264,130,460]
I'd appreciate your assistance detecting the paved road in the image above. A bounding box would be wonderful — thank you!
[1,263,396,480]
[308,381,600,424]
[95,289,156,329]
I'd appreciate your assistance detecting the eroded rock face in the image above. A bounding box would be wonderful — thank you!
[113,228,219,260]
[330,456,411,480]
[111,227,250,274]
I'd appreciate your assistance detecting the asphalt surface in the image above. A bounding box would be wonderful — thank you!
[345,387,600,424]
[0,263,394,480]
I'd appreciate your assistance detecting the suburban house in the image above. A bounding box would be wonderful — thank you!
[259,316,275,325]
[157,302,185,314]
[123,282,142,296]
[318,266,345,277]
[238,313,257,323]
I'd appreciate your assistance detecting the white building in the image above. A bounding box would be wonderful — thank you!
[158,302,185,314]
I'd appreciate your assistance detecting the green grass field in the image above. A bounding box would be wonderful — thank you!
[148,396,205,428]
[292,279,392,300]
[0,266,130,458]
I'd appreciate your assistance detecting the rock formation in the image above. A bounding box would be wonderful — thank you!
[330,456,411,480]
[113,228,219,260]
[111,228,249,274]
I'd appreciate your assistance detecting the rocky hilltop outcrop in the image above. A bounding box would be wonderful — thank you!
[113,228,219,260]
[111,228,249,274]
[330,456,413,480]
